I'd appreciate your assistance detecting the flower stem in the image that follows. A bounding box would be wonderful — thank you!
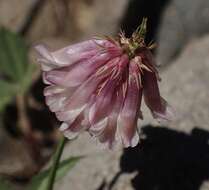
[47,136,67,190]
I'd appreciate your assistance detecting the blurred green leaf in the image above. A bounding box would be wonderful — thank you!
[0,28,37,112]
[0,80,17,112]
[0,28,28,81]
[28,156,83,190]
[0,177,14,190]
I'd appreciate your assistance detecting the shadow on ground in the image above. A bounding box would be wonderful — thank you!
[112,125,209,190]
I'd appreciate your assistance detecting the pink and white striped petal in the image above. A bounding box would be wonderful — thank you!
[35,39,121,71]
[143,70,174,122]
[117,61,142,147]
[44,52,121,87]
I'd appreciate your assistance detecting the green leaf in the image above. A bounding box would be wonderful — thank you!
[0,177,14,190]
[0,28,37,112]
[0,80,17,112]
[0,28,28,81]
[28,156,83,190]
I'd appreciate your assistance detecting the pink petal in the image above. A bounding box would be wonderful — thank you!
[88,80,116,125]
[138,49,160,80]
[97,118,117,149]
[44,85,65,96]
[143,70,174,121]
[45,52,121,87]
[35,45,57,71]
[42,72,52,85]
[44,86,75,112]
[51,40,101,65]
[118,66,142,147]
[56,104,86,122]
[60,111,86,139]
[81,95,96,127]
[35,39,121,71]
[56,74,104,122]
[59,95,97,139]
[89,55,129,125]
[89,117,109,137]
[45,92,67,112]
[151,98,175,122]
[97,87,124,149]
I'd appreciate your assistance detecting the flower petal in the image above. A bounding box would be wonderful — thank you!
[56,104,86,122]
[89,55,129,125]
[35,44,57,71]
[44,52,121,87]
[88,80,115,125]
[44,86,74,112]
[35,39,121,71]
[44,85,65,96]
[97,87,124,149]
[143,70,174,121]
[59,74,104,118]
[60,111,86,139]
[139,49,160,80]
[59,96,97,139]
[118,68,142,147]
[89,117,109,136]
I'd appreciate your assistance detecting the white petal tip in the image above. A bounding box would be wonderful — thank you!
[121,132,140,148]
[60,122,69,131]
[60,123,79,139]
[63,130,79,139]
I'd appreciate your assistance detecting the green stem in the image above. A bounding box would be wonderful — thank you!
[47,136,67,190]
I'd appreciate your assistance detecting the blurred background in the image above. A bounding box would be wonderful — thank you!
[0,0,209,190]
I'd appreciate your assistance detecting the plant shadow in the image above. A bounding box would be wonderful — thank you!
[117,125,209,190]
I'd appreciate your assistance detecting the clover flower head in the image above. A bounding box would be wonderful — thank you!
[35,19,174,149]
